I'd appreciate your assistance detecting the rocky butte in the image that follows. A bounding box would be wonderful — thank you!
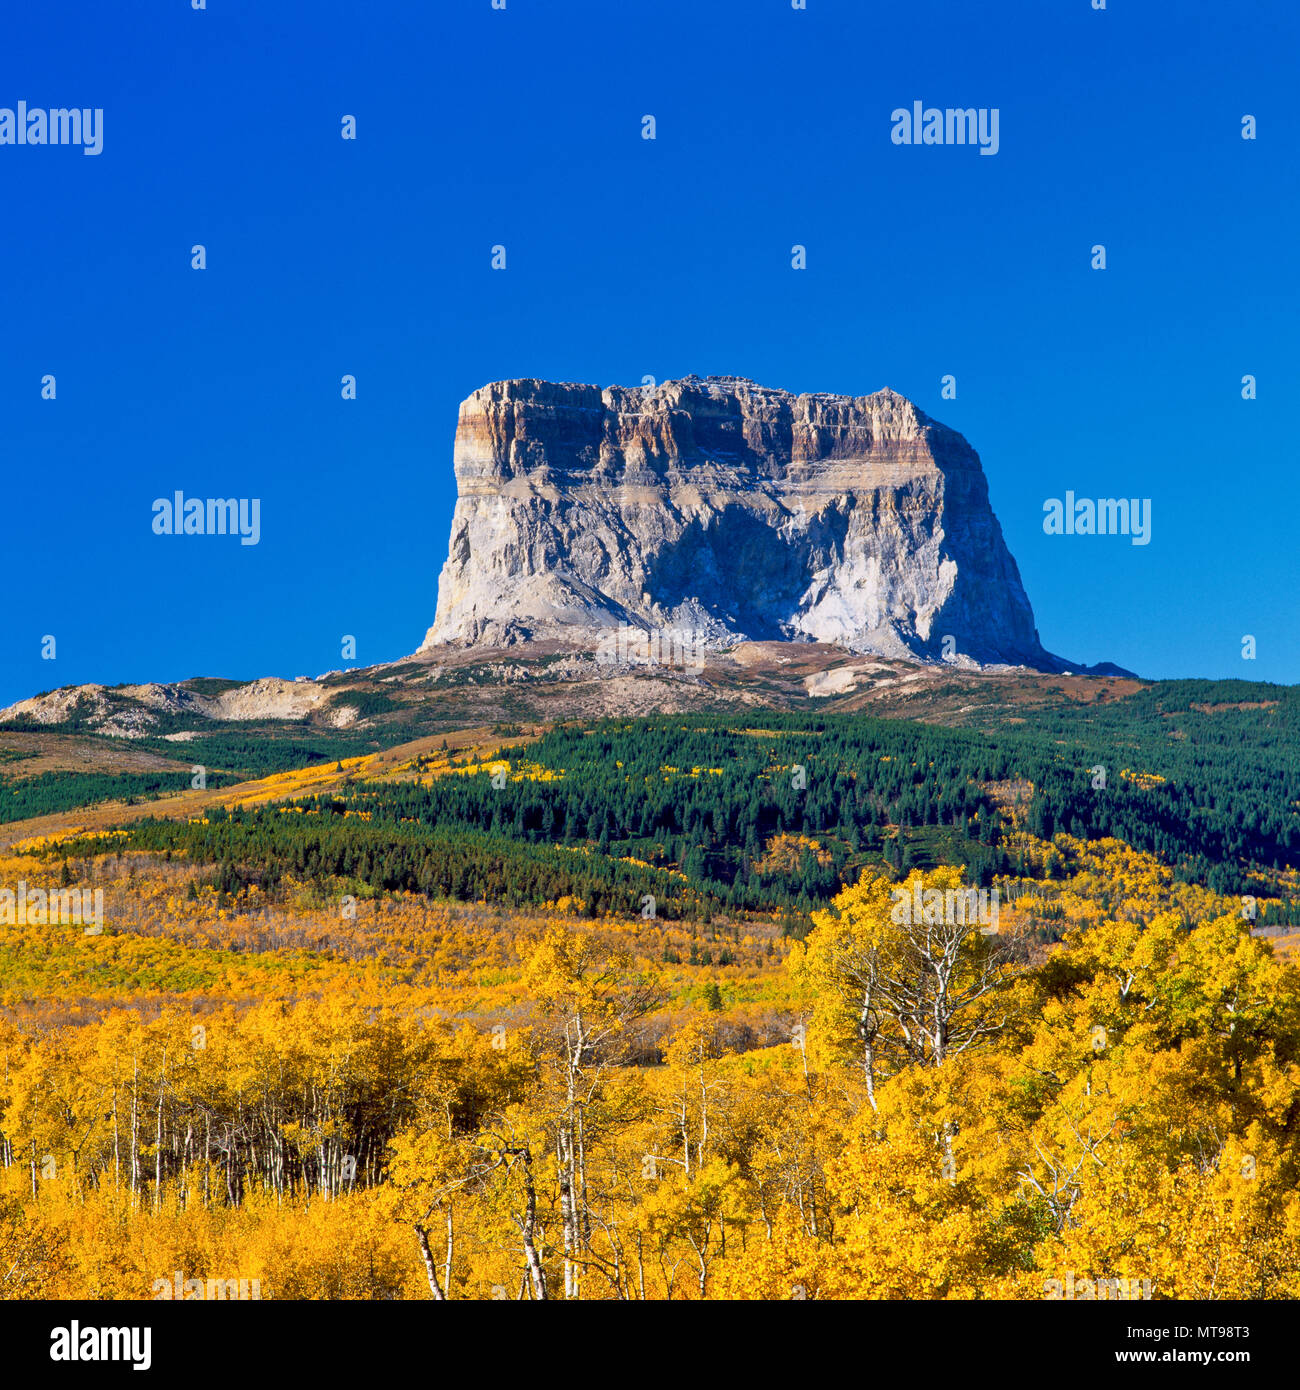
[421,375,1109,673]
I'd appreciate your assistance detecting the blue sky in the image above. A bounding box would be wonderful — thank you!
[2,0,1297,707]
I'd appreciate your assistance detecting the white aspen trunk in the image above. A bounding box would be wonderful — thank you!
[559,1022,583,1299]
[558,1127,577,1298]
[444,1208,454,1296]
[130,1055,140,1203]
[112,1080,120,1189]
[154,1048,166,1211]
[514,1147,547,1301]
[861,995,879,1113]
[415,1223,447,1300]
[698,1065,709,1168]
[576,1103,590,1246]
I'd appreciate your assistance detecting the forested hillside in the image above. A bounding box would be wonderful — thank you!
[82,698,1300,923]
[0,685,1297,1301]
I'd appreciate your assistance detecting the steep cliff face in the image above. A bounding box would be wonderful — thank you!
[420,375,1061,669]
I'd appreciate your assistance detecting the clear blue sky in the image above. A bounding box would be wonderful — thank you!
[2,0,1297,707]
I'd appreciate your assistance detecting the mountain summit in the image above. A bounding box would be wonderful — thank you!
[420,375,1099,672]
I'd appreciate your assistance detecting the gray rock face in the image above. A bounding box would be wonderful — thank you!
[420,375,1062,669]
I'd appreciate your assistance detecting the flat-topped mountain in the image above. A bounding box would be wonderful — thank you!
[0,377,1131,747]
[420,375,1096,671]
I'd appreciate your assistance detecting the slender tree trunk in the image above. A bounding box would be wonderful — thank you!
[154,1048,166,1211]
[576,1103,590,1245]
[698,1065,709,1168]
[112,1080,120,1189]
[558,1126,577,1298]
[130,1055,140,1203]
[444,1208,454,1297]
[415,1223,447,1300]
[514,1147,547,1301]
[861,998,879,1113]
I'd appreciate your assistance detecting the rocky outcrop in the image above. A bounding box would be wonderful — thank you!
[420,375,1073,669]
[0,677,341,738]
